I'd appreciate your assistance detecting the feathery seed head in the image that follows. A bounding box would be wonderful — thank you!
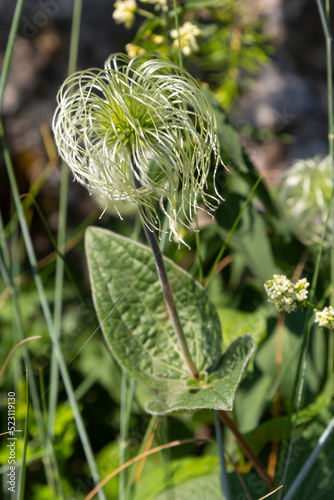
[279,155,332,246]
[52,54,223,245]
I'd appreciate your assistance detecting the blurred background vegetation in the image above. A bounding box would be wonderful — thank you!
[1,1,334,499]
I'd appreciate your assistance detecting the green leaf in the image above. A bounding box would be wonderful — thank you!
[203,89,248,174]
[234,373,273,433]
[244,392,331,455]
[85,227,222,389]
[152,474,223,500]
[205,90,277,214]
[133,456,220,500]
[216,307,267,351]
[151,469,276,500]
[284,404,334,499]
[215,193,280,282]
[145,335,255,414]
[256,324,322,400]
[133,18,162,44]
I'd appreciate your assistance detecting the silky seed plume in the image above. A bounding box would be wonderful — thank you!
[52,53,224,245]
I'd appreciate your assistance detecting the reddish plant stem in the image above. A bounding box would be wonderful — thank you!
[218,410,275,491]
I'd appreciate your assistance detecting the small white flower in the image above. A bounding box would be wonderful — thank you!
[314,306,334,328]
[113,0,137,29]
[264,274,309,313]
[125,43,145,58]
[151,34,164,45]
[294,278,309,302]
[171,22,202,56]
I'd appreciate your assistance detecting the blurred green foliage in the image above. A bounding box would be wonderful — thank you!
[1,0,333,498]
[125,0,273,109]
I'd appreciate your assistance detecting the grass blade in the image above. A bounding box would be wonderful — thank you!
[0,334,41,384]
[1,119,105,499]
[0,0,25,111]
[0,250,63,497]
[205,175,263,288]
[48,0,83,436]
[283,417,334,500]
[17,367,29,500]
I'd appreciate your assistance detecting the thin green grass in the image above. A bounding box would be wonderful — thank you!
[284,416,334,500]
[1,105,105,500]
[279,2,334,496]
[1,0,105,496]
[119,373,137,500]
[0,212,11,269]
[119,369,128,500]
[0,252,62,496]
[280,13,332,500]
[205,175,263,289]
[1,123,105,497]
[277,199,331,494]
[0,0,24,110]
[48,0,83,438]
[125,415,158,500]
[3,160,56,240]
[17,368,29,500]
[2,1,333,497]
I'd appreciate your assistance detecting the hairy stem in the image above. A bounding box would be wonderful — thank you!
[131,156,199,379]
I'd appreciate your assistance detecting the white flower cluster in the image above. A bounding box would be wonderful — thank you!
[314,306,334,328]
[113,0,137,29]
[171,22,202,56]
[264,275,309,313]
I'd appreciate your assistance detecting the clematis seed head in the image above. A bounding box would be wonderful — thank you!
[52,53,224,245]
[279,155,333,247]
